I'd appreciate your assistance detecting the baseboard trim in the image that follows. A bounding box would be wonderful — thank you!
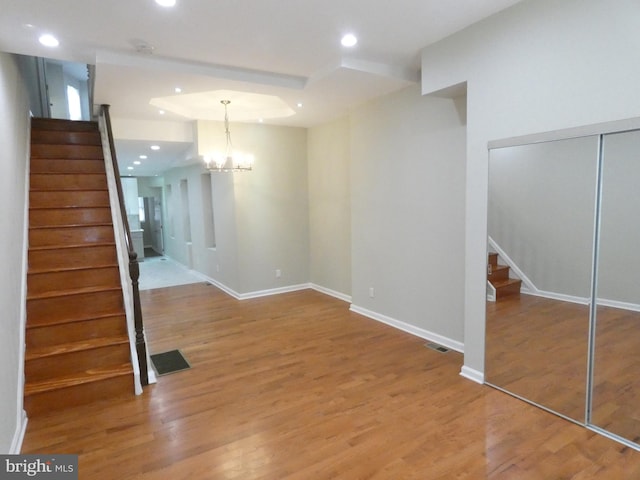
[349,304,464,353]
[10,410,28,454]
[460,366,484,384]
[309,284,351,303]
[236,284,311,300]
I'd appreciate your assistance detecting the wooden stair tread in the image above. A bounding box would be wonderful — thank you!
[29,242,116,251]
[491,278,522,288]
[26,336,129,361]
[28,261,119,275]
[27,313,126,330]
[27,285,122,301]
[30,222,113,229]
[24,363,133,396]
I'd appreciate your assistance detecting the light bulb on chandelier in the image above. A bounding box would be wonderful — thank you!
[204,100,254,173]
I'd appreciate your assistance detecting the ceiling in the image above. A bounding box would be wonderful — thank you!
[0,0,522,175]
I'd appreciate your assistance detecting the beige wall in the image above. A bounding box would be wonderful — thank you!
[163,121,309,295]
[0,52,30,453]
[349,85,467,346]
[307,116,351,298]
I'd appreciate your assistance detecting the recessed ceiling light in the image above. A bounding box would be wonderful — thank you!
[258,118,264,123]
[297,102,303,108]
[159,110,165,115]
[39,34,59,47]
[341,33,358,47]
[150,145,160,150]
[134,161,141,165]
[175,87,182,93]
[155,0,176,7]
[139,155,148,159]
[127,166,134,170]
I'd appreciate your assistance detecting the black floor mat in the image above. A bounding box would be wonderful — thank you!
[150,349,191,376]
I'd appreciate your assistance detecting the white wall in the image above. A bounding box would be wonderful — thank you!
[349,85,467,346]
[307,117,351,298]
[421,0,640,374]
[0,52,30,453]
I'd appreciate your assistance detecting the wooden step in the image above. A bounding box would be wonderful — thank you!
[31,118,98,132]
[30,144,104,160]
[493,278,522,299]
[28,244,117,271]
[29,207,113,227]
[25,341,130,382]
[27,288,124,327]
[29,224,115,247]
[30,190,111,208]
[30,173,108,191]
[31,129,102,146]
[30,158,106,174]
[488,252,498,267]
[488,264,510,282]
[23,364,133,416]
[28,265,121,297]
[26,314,127,349]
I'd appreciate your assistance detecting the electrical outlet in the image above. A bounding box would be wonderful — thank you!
[276,269,282,278]
[369,287,375,298]
[216,264,220,272]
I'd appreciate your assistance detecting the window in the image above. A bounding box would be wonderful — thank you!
[66,85,82,120]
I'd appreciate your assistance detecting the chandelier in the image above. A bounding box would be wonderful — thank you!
[204,100,254,172]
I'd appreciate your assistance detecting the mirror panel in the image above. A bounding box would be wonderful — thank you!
[486,136,599,422]
[591,130,640,443]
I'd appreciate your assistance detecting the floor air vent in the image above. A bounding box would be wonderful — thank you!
[425,342,449,353]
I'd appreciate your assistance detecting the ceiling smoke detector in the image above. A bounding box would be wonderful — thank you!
[133,40,155,55]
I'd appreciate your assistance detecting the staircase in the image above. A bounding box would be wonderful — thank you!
[487,252,521,300]
[25,118,134,416]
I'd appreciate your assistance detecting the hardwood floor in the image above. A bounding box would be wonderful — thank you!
[486,294,640,445]
[22,284,640,478]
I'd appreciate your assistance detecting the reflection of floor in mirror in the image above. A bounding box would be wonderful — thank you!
[138,255,205,291]
[486,293,640,444]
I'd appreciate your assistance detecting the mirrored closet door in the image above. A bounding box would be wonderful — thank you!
[486,126,640,450]
[590,130,640,445]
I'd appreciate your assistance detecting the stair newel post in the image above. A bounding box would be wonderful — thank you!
[101,104,149,388]
[128,250,149,386]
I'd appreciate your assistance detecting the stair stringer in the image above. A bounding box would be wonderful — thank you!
[98,117,156,392]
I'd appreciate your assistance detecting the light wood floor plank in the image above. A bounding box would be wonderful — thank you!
[22,283,640,478]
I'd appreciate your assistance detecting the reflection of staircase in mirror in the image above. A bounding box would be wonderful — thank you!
[488,252,522,300]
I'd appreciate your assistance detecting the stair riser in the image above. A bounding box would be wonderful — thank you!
[26,315,128,349]
[31,119,98,133]
[30,144,104,160]
[30,207,113,227]
[31,130,102,146]
[488,252,498,267]
[488,269,509,282]
[28,267,121,297]
[30,190,111,209]
[25,344,131,382]
[30,225,115,247]
[29,245,118,272]
[24,374,133,416]
[30,158,106,174]
[27,289,124,326]
[30,173,107,191]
